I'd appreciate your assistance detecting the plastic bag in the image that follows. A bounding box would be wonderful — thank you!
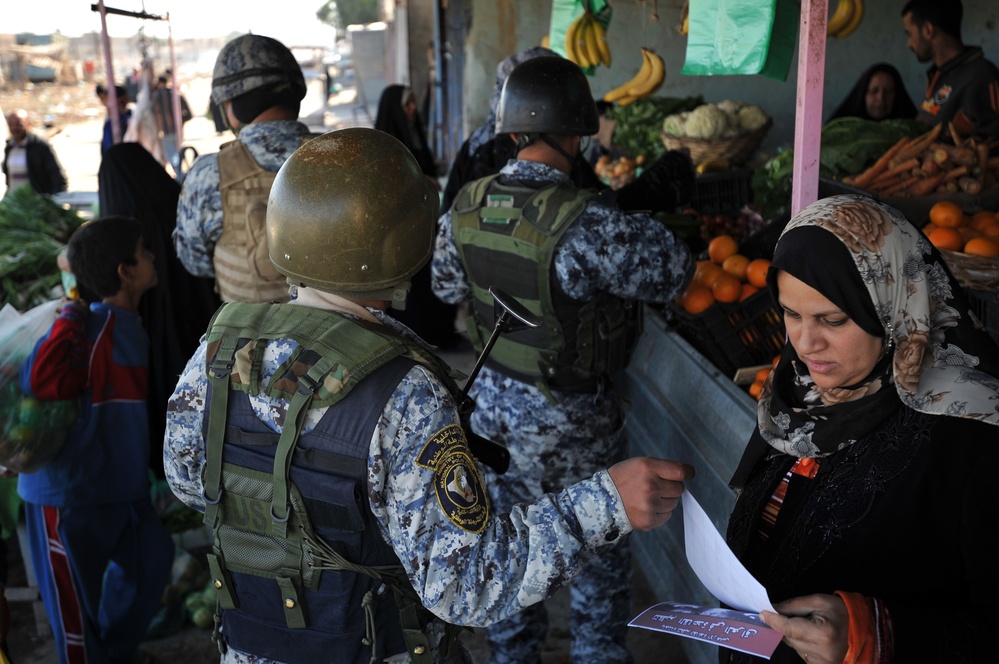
[0,300,77,473]
[681,0,798,81]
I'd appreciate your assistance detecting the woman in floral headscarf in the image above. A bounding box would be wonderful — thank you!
[724,194,999,664]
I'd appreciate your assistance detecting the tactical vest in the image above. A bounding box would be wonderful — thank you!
[214,138,312,304]
[451,174,642,395]
[201,302,465,664]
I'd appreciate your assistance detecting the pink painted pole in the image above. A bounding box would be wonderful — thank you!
[97,0,121,147]
[790,0,828,216]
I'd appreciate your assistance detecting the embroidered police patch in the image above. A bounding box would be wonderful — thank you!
[417,424,489,534]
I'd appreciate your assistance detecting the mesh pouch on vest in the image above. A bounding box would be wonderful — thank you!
[452,174,642,397]
[200,302,465,663]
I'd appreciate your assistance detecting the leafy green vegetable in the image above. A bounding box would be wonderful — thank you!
[606,96,704,161]
[0,187,85,311]
[750,118,924,220]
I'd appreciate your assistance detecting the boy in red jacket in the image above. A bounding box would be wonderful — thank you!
[19,216,173,664]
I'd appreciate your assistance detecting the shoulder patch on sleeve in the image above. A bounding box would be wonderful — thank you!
[417,423,489,534]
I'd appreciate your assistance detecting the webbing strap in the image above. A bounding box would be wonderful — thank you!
[270,355,337,538]
[204,334,239,527]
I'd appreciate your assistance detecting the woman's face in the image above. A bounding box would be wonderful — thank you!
[865,71,897,120]
[776,271,883,390]
[403,93,417,124]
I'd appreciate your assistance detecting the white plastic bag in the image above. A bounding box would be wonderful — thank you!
[0,300,77,473]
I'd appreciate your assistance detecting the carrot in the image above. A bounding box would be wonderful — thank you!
[958,176,982,195]
[907,172,947,197]
[894,124,943,161]
[852,136,911,189]
[873,157,921,185]
[948,121,963,146]
[932,147,952,167]
[921,158,941,176]
[879,176,914,197]
[890,157,921,175]
[929,143,976,165]
[943,165,968,182]
[978,143,991,170]
[869,175,902,193]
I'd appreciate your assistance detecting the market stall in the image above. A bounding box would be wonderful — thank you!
[563,2,999,662]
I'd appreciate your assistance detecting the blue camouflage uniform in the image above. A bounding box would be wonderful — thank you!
[164,297,636,664]
[173,120,312,277]
[431,159,694,664]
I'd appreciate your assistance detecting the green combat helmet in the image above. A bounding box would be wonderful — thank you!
[266,127,440,308]
[211,34,307,105]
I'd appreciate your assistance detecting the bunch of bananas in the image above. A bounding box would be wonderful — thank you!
[602,48,665,107]
[827,0,864,39]
[565,12,612,69]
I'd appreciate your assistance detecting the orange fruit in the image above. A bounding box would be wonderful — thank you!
[708,235,739,264]
[711,273,742,303]
[980,222,999,240]
[959,227,981,243]
[748,381,764,400]
[721,254,750,281]
[694,261,725,288]
[681,284,715,315]
[963,237,999,257]
[745,258,772,288]
[969,211,997,231]
[929,201,965,228]
[921,222,938,235]
[755,367,772,383]
[927,227,964,252]
[738,283,759,302]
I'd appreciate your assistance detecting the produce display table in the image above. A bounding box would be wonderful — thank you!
[620,307,756,664]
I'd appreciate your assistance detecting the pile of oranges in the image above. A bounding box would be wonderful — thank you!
[676,234,772,315]
[747,356,781,401]
[923,201,999,257]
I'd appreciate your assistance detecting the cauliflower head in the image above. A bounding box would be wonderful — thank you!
[662,111,691,137]
[738,105,769,132]
[685,104,731,139]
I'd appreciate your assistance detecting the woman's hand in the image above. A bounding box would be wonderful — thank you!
[760,594,849,664]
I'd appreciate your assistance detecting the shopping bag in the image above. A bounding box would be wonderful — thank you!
[0,300,77,473]
[681,0,798,81]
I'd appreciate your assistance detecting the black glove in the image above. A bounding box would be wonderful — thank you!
[614,150,696,214]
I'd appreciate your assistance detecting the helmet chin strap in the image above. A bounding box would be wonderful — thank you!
[515,133,578,168]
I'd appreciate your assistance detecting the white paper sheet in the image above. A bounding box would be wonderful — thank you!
[682,491,776,613]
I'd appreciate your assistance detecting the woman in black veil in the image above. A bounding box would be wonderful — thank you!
[98,143,220,476]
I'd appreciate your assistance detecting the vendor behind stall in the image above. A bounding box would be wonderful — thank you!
[901,0,999,140]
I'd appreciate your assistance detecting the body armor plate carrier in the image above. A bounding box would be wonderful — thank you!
[451,174,642,396]
[201,302,464,663]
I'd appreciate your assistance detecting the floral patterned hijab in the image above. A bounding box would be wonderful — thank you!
[753,195,999,463]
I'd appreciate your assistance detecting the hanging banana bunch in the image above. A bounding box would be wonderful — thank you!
[677,1,689,36]
[827,0,865,39]
[602,47,665,107]
[564,11,612,69]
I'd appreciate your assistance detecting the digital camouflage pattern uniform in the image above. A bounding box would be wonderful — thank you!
[164,296,636,664]
[432,159,694,664]
[173,119,312,278]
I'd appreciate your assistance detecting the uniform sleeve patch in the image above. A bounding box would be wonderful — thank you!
[417,424,489,534]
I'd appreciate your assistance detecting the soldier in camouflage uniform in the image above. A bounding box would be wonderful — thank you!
[431,57,696,664]
[163,127,694,664]
[173,33,313,303]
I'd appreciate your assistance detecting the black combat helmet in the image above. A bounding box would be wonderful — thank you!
[495,56,599,136]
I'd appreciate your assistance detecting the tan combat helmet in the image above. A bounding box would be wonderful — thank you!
[266,127,440,308]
